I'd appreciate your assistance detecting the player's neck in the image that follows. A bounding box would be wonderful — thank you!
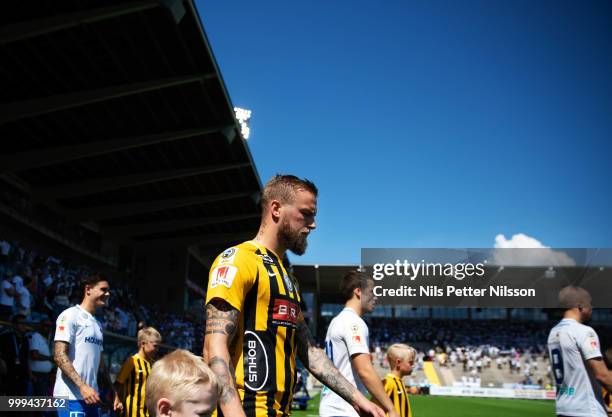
[563,309,582,323]
[79,299,96,315]
[391,369,402,379]
[137,347,149,361]
[345,299,363,317]
[253,229,285,259]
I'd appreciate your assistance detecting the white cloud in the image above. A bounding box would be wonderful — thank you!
[492,233,575,266]
[494,233,547,249]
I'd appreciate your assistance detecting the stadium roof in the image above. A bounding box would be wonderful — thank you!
[292,264,359,304]
[0,1,262,254]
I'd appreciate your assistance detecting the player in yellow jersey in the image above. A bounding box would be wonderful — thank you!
[114,327,162,417]
[203,175,385,417]
[380,344,416,417]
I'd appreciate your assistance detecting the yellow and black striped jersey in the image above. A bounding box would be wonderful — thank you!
[116,353,152,417]
[604,388,611,411]
[205,240,302,417]
[382,373,412,417]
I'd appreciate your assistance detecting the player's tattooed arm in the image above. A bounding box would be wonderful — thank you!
[54,341,85,388]
[295,317,357,404]
[203,299,246,417]
[209,356,239,403]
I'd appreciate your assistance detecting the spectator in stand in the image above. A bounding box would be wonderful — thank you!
[0,273,15,319]
[0,314,30,395]
[13,275,31,320]
[29,318,55,396]
[0,239,11,262]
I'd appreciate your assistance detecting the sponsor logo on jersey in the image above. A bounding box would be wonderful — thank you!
[587,336,598,350]
[84,336,103,346]
[351,324,360,334]
[210,265,238,289]
[272,299,299,327]
[352,335,363,344]
[244,331,269,391]
[219,247,238,265]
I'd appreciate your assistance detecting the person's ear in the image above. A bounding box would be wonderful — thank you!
[270,200,282,221]
[354,287,362,299]
[157,398,172,417]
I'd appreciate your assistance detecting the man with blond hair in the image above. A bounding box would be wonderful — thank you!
[204,174,385,417]
[548,286,612,417]
[146,349,220,417]
[114,327,162,417]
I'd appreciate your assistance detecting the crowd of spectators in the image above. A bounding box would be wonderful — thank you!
[0,235,198,395]
[366,317,550,353]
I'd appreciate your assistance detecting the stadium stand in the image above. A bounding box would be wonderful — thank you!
[0,0,261,404]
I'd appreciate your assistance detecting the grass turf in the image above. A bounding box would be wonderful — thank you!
[291,393,555,417]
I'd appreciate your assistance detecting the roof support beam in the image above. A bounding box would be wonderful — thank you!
[105,213,260,237]
[68,191,254,221]
[0,74,214,124]
[0,1,160,45]
[0,126,229,173]
[34,162,250,201]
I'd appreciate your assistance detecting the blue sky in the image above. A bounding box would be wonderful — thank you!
[196,0,612,265]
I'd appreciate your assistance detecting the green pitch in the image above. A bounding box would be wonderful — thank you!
[291,393,555,417]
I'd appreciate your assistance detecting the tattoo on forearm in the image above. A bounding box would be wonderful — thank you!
[205,301,238,337]
[54,341,85,388]
[295,320,357,403]
[209,356,238,404]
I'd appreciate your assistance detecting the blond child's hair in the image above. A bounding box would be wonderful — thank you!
[137,326,162,346]
[145,349,220,415]
[387,343,416,368]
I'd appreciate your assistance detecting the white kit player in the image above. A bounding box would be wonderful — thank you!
[53,274,114,417]
[320,271,399,417]
[548,286,612,417]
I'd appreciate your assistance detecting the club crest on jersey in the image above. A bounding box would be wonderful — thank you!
[219,247,238,265]
[283,274,294,292]
[211,265,238,288]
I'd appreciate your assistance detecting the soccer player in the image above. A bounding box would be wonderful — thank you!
[145,349,220,417]
[53,273,113,417]
[381,344,416,417]
[547,286,612,417]
[114,326,162,417]
[203,175,385,417]
[319,271,399,417]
